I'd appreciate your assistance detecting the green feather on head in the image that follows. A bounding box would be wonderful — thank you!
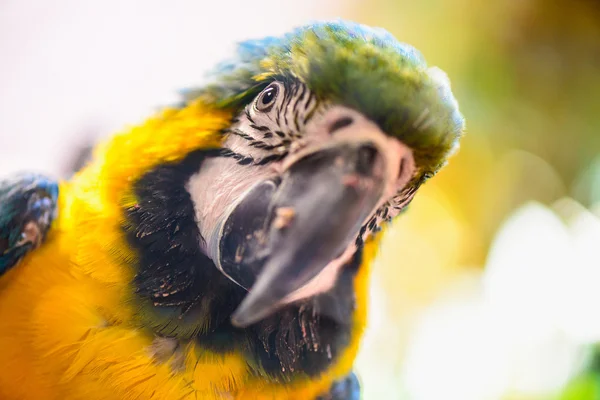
[185,20,465,178]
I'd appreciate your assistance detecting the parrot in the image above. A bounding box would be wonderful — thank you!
[0,20,464,400]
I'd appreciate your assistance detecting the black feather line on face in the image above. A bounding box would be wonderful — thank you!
[217,148,288,166]
[122,148,363,380]
[225,128,288,152]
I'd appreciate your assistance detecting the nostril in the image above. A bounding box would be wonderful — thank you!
[398,155,407,179]
[356,145,379,175]
[328,116,354,134]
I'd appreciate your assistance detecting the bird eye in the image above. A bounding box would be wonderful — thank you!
[255,83,279,112]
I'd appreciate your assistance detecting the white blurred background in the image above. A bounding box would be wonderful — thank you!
[0,0,349,175]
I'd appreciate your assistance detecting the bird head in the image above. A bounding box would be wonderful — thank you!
[174,21,465,327]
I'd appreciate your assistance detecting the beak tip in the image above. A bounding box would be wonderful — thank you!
[230,291,278,328]
[230,314,248,328]
[230,303,250,327]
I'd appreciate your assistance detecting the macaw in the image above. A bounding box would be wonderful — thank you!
[0,20,464,400]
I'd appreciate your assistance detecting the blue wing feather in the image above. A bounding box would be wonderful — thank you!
[0,173,58,275]
[317,372,361,400]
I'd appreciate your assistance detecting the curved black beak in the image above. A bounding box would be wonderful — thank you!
[229,138,389,327]
[212,108,405,327]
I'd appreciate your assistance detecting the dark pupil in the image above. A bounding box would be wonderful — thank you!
[261,87,276,105]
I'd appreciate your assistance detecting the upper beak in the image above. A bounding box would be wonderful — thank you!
[216,107,406,327]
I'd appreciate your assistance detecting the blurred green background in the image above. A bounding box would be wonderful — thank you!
[346,1,600,399]
[1,0,599,399]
